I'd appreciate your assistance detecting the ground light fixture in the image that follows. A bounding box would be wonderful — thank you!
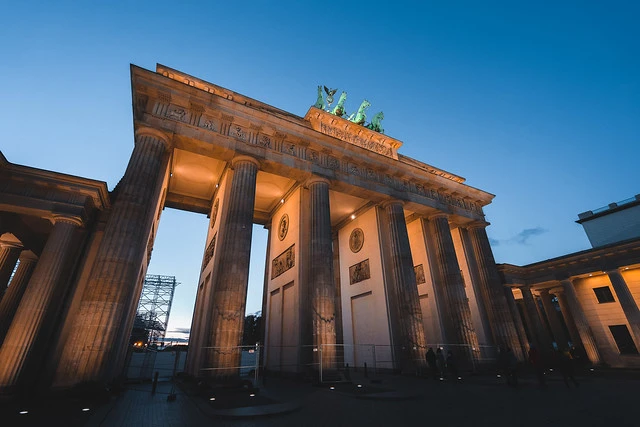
[209,397,216,401]
[19,410,28,415]
[82,408,90,412]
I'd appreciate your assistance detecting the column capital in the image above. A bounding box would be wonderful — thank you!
[305,176,330,187]
[428,212,449,221]
[134,127,172,149]
[466,220,490,230]
[18,250,38,263]
[0,239,23,250]
[49,214,83,227]
[231,155,260,169]
[380,199,404,209]
[549,286,564,295]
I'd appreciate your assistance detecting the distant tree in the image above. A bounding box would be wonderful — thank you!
[242,312,262,346]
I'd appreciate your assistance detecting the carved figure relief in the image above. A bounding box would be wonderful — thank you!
[278,214,289,241]
[349,228,364,253]
[258,134,272,148]
[230,125,247,141]
[166,106,187,121]
[200,116,219,131]
[349,259,371,285]
[414,264,426,285]
[210,198,219,229]
[271,244,295,279]
[202,233,217,271]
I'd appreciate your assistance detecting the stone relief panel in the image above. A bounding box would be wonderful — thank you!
[210,198,219,229]
[229,125,248,141]
[199,116,220,132]
[414,264,426,285]
[271,244,295,279]
[257,134,272,148]
[165,104,191,122]
[349,228,365,253]
[349,259,371,285]
[277,213,289,241]
[202,233,217,271]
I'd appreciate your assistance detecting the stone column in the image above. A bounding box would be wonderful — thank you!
[423,214,479,364]
[54,129,170,387]
[307,178,337,372]
[0,216,82,393]
[206,156,259,380]
[606,269,640,346]
[465,224,523,360]
[553,288,584,355]
[0,240,22,301]
[0,251,38,346]
[503,286,529,356]
[383,201,426,370]
[539,289,568,349]
[519,286,552,351]
[559,279,601,364]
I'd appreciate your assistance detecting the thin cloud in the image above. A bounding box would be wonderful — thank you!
[169,327,190,334]
[490,227,547,247]
[510,227,547,245]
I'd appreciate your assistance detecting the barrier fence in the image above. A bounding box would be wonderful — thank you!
[124,342,502,385]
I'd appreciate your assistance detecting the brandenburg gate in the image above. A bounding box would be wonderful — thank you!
[0,64,523,394]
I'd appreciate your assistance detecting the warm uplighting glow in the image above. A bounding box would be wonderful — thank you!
[350,214,356,220]
[589,274,593,277]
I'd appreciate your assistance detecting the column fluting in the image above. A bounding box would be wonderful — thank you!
[0,251,38,346]
[553,288,585,356]
[384,201,426,370]
[559,279,601,364]
[54,131,170,386]
[606,269,640,346]
[307,178,337,372]
[424,214,479,364]
[467,225,523,359]
[519,286,553,352]
[539,289,569,349]
[0,241,22,301]
[0,216,81,393]
[206,156,259,380]
[503,286,530,356]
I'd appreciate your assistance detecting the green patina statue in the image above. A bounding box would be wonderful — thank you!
[331,91,348,117]
[366,111,384,134]
[348,100,371,126]
[314,85,325,110]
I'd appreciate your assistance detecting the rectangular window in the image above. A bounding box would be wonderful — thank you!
[593,286,615,303]
[609,325,639,355]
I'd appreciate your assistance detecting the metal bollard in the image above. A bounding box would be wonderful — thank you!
[364,362,368,378]
[151,371,159,395]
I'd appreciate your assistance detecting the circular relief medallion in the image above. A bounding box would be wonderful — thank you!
[349,228,364,253]
[278,214,289,241]
[210,199,219,229]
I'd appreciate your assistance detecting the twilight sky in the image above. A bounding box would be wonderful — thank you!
[1,1,638,341]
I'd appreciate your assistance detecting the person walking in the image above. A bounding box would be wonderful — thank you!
[555,348,580,388]
[426,347,438,380]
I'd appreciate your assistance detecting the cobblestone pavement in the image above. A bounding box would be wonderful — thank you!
[2,370,638,427]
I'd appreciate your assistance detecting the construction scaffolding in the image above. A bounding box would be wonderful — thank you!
[134,274,178,347]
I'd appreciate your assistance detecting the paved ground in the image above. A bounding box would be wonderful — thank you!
[2,368,638,427]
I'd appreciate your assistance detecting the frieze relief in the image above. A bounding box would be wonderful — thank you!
[349,259,371,285]
[148,98,481,214]
[271,244,295,279]
[319,123,393,158]
[414,264,426,285]
[202,233,217,271]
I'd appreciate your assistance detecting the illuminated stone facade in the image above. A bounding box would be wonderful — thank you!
[0,64,523,394]
[499,198,640,368]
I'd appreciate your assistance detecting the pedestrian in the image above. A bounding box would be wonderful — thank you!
[556,348,579,388]
[436,348,446,380]
[426,347,438,380]
[446,350,460,380]
[528,344,546,388]
[505,347,519,386]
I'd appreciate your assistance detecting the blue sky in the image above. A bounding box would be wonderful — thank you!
[1,2,638,340]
